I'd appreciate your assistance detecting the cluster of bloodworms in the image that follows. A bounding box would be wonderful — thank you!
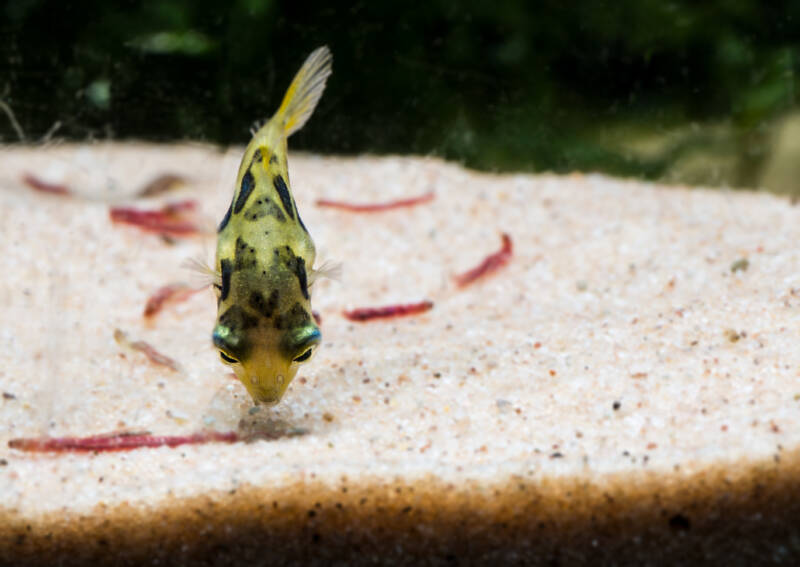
[11,171,514,453]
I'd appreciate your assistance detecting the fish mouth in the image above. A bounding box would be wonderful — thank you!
[253,392,281,407]
[239,371,289,406]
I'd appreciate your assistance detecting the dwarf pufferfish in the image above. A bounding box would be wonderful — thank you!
[211,46,332,405]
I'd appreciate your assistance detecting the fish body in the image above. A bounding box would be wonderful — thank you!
[212,46,332,405]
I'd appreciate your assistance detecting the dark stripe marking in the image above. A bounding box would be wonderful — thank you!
[218,202,232,232]
[249,289,279,319]
[234,170,255,214]
[294,257,309,300]
[273,175,295,220]
[220,259,232,302]
[296,210,309,234]
[252,148,263,167]
[269,154,279,165]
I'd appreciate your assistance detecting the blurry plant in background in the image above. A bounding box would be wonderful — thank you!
[1,0,799,193]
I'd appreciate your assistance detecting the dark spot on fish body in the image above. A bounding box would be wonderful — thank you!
[273,245,295,266]
[252,148,263,167]
[218,203,232,232]
[269,245,309,299]
[220,259,233,302]
[235,237,258,270]
[215,306,257,359]
[249,289,279,319]
[244,198,286,222]
[273,175,295,220]
[234,171,256,214]
[274,303,311,330]
[269,154,279,165]
[219,305,258,331]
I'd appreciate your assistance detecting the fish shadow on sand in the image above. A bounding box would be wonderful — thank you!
[202,380,327,442]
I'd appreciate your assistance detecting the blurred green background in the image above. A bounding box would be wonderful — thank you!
[2,0,800,193]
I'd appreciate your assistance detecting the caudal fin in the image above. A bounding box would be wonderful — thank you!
[275,46,333,137]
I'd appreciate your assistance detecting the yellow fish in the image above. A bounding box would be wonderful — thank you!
[212,46,332,405]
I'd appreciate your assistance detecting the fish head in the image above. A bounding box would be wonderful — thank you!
[213,320,320,405]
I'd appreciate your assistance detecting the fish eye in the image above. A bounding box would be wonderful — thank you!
[219,351,238,364]
[293,349,313,363]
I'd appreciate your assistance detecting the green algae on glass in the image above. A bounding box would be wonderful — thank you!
[126,30,216,55]
[85,79,111,110]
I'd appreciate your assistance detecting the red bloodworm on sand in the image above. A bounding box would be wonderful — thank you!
[22,173,70,196]
[8,431,239,453]
[453,233,513,287]
[316,191,434,212]
[109,199,202,236]
[343,300,434,322]
[144,283,204,318]
[114,329,181,371]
